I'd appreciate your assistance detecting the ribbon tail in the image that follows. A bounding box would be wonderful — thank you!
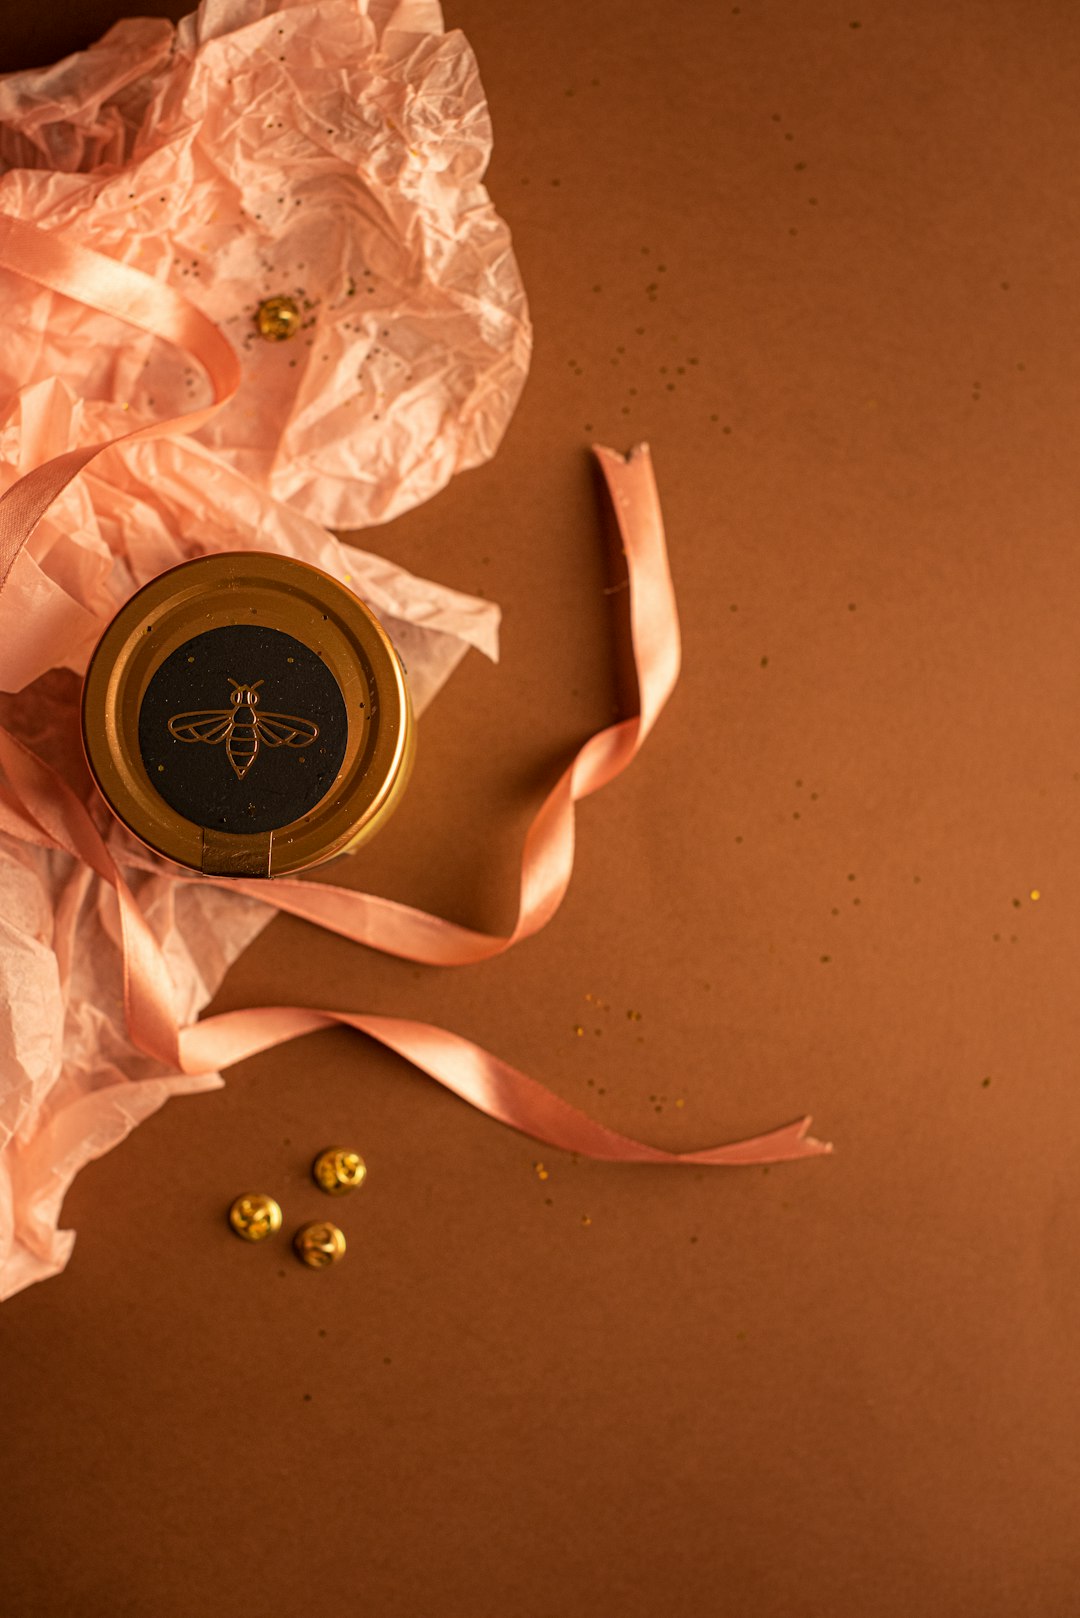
[179,1006,832,1166]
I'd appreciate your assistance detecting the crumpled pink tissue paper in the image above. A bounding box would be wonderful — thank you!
[0,0,532,529]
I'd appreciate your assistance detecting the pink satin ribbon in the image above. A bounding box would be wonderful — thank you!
[0,216,831,1168]
[0,214,241,589]
[191,443,684,964]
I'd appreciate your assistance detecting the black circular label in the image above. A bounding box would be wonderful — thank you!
[139,625,349,834]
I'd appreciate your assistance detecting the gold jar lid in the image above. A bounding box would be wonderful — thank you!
[81,552,414,877]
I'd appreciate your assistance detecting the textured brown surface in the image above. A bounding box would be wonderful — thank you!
[3,2,1080,1614]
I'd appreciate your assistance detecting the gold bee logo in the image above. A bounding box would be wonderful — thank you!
[167,678,319,782]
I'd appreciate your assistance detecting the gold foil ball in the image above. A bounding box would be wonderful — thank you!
[312,1147,367,1196]
[254,295,301,342]
[228,1193,283,1243]
[294,1221,347,1269]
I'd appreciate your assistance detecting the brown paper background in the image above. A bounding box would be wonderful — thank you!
[2,2,1079,1613]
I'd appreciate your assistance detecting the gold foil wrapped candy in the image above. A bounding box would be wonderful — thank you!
[228,1193,283,1243]
[294,1221,347,1269]
[254,295,301,341]
[312,1147,367,1196]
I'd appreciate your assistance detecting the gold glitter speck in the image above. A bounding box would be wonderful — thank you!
[1030,889,1041,901]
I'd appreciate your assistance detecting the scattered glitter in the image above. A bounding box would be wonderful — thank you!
[627,1010,643,1022]
[1030,889,1041,901]
[675,1098,686,1109]
[533,1161,549,1181]
[581,1215,592,1227]
[573,1024,585,1037]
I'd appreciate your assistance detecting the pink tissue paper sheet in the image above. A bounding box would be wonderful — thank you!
[0,0,532,1297]
[0,0,533,529]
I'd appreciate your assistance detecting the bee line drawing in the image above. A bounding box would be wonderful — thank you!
[167,678,319,782]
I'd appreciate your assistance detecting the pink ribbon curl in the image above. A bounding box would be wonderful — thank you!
[0,216,831,1170]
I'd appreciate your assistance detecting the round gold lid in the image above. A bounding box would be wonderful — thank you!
[81,552,413,877]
